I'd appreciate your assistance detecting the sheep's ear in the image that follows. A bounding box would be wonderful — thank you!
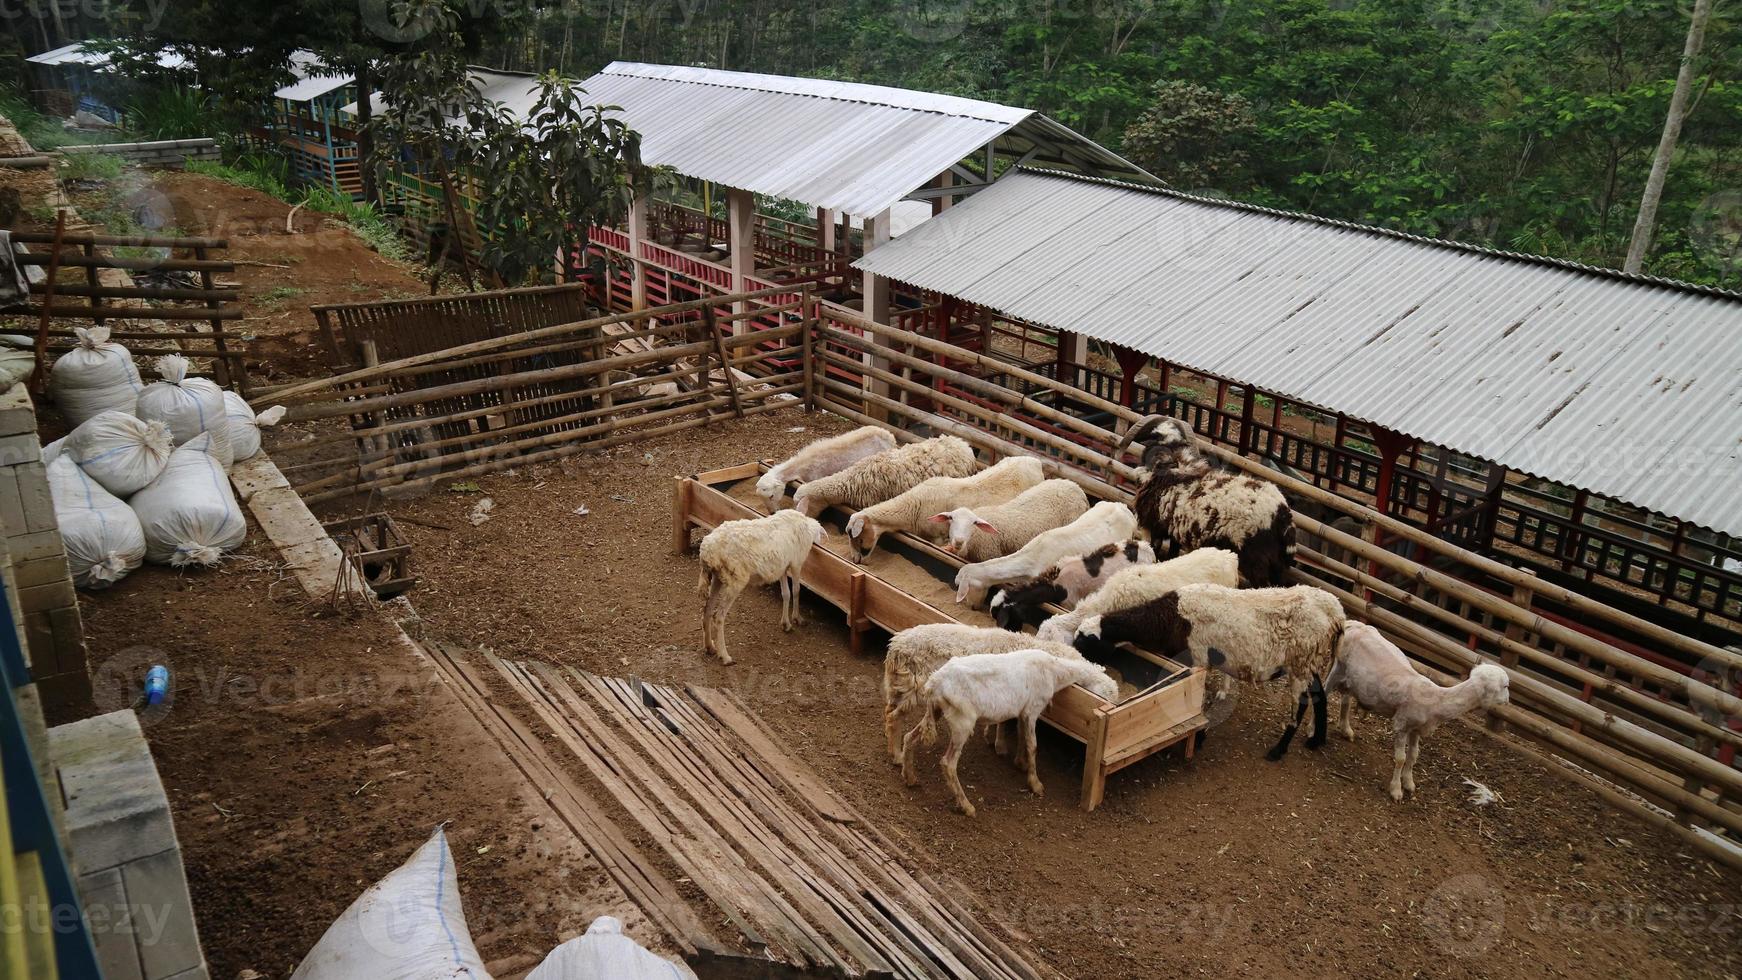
[974,520,998,534]
[928,513,952,523]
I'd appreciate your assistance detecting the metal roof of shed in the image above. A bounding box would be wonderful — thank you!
[572,62,1151,217]
[854,168,1742,537]
[273,51,351,103]
[26,41,187,70]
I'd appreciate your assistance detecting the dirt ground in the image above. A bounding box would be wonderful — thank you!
[347,408,1742,980]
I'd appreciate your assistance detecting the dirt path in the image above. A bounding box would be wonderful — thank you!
[372,408,1742,980]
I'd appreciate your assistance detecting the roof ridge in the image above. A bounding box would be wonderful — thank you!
[1014,166,1742,303]
[599,61,1029,125]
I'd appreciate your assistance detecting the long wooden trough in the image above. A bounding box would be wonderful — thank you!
[673,461,1208,811]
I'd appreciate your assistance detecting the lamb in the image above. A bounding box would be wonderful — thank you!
[792,435,977,518]
[989,539,1157,631]
[881,623,1085,765]
[1114,416,1296,587]
[931,478,1092,569]
[1034,547,1239,646]
[1325,623,1510,800]
[755,425,897,512]
[843,455,1044,562]
[695,509,826,665]
[950,500,1136,608]
[900,649,1118,816]
[1075,583,1345,760]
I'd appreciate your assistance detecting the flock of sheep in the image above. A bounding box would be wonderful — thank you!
[695,420,1511,813]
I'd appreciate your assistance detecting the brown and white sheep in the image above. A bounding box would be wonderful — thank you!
[792,435,978,518]
[1075,583,1345,760]
[1034,547,1239,646]
[1326,623,1510,800]
[1114,416,1295,587]
[988,538,1156,630]
[755,425,897,512]
[696,509,826,665]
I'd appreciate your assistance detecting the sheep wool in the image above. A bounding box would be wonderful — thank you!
[845,454,1046,558]
[793,435,977,517]
[1035,547,1239,645]
[46,455,145,589]
[129,432,247,567]
[50,326,143,428]
[45,410,174,498]
[696,509,826,664]
[933,478,1092,564]
[224,390,287,461]
[136,355,234,469]
[756,425,897,511]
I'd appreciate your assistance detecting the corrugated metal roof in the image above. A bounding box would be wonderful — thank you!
[572,62,1150,217]
[854,168,1742,536]
[274,51,352,103]
[26,41,186,70]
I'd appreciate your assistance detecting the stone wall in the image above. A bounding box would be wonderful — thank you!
[59,138,220,170]
[0,382,91,720]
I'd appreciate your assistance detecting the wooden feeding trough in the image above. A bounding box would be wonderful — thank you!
[321,513,417,598]
[673,461,1208,811]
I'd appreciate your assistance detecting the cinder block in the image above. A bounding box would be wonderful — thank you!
[0,430,42,467]
[36,670,94,725]
[277,537,351,600]
[77,867,145,980]
[8,528,67,563]
[247,486,331,549]
[229,455,291,502]
[162,964,211,980]
[0,383,36,436]
[0,467,23,534]
[48,711,177,872]
[20,577,76,616]
[13,554,72,589]
[121,847,205,979]
[14,460,57,532]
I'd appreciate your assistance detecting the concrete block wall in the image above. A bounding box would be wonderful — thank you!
[0,382,92,720]
[49,710,208,980]
[59,138,220,170]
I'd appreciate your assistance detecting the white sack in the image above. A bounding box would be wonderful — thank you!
[49,326,142,427]
[290,826,492,980]
[0,347,34,389]
[49,410,174,497]
[46,455,144,589]
[526,917,687,980]
[222,391,285,462]
[128,432,246,567]
[135,354,232,469]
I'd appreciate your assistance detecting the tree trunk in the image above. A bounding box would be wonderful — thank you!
[355,61,378,206]
[1624,0,1715,274]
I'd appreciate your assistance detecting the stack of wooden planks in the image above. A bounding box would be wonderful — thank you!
[426,639,1053,980]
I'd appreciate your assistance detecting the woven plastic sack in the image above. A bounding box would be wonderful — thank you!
[46,455,144,589]
[44,410,173,497]
[222,391,286,462]
[0,347,33,388]
[49,326,142,427]
[526,917,687,980]
[135,354,232,469]
[290,827,492,980]
[128,432,245,567]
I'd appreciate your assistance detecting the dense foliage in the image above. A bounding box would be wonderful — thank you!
[9,0,1738,286]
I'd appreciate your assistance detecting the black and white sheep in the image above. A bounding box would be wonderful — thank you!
[755,425,897,512]
[1114,415,1296,587]
[1326,623,1510,800]
[929,478,1091,565]
[988,538,1156,631]
[944,498,1130,606]
[843,455,1044,561]
[1075,583,1345,760]
[696,509,826,665]
[1034,547,1239,646]
[881,623,1083,765]
[792,435,978,518]
[901,649,1118,816]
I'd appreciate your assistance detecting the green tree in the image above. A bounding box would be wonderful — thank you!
[1121,81,1257,191]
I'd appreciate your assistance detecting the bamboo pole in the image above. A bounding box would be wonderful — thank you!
[262,287,804,408]
[1298,543,1742,754]
[1288,567,1742,798]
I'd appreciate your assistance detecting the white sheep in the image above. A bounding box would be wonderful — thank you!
[949,499,1133,606]
[1325,623,1510,800]
[900,649,1118,816]
[930,477,1090,566]
[755,425,897,512]
[1117,416,1296,586]
[1076,583,1346,760]
[881,623,1084,765]
[989,539,1156,631]
[792,435,977,518]
[696,509,826,665]
[1034,547,1239,646]
[843,455,1044,562]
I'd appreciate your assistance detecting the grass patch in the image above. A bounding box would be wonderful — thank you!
[122,85,209,141]
[59,151,124,182]
[261,284,305,303]
[187,151,290,198]
[190,151,412,263]
[0,86,108,150]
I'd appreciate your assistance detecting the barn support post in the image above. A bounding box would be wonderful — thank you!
[1112,346,1149,436]
[860,209,893,419]
[1056,329,1086,380]
[727,187,756,333]
[817,207,836,287]
[932,170,954,214]
[627,194,649,313]
[1364,426,1413,598]
[1238,386,1256,456]
[1561,489,1591,574]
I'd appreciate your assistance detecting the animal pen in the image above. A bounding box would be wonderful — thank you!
[262,281,1742,868]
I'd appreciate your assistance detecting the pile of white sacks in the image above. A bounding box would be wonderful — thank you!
[42,328,285,588]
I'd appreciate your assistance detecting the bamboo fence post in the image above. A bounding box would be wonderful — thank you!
[29,210,66,395]
[705,305,743,419]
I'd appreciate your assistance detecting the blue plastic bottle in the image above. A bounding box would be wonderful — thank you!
[144,666,169,706]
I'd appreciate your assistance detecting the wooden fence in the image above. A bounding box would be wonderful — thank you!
[269,286,1741,869]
